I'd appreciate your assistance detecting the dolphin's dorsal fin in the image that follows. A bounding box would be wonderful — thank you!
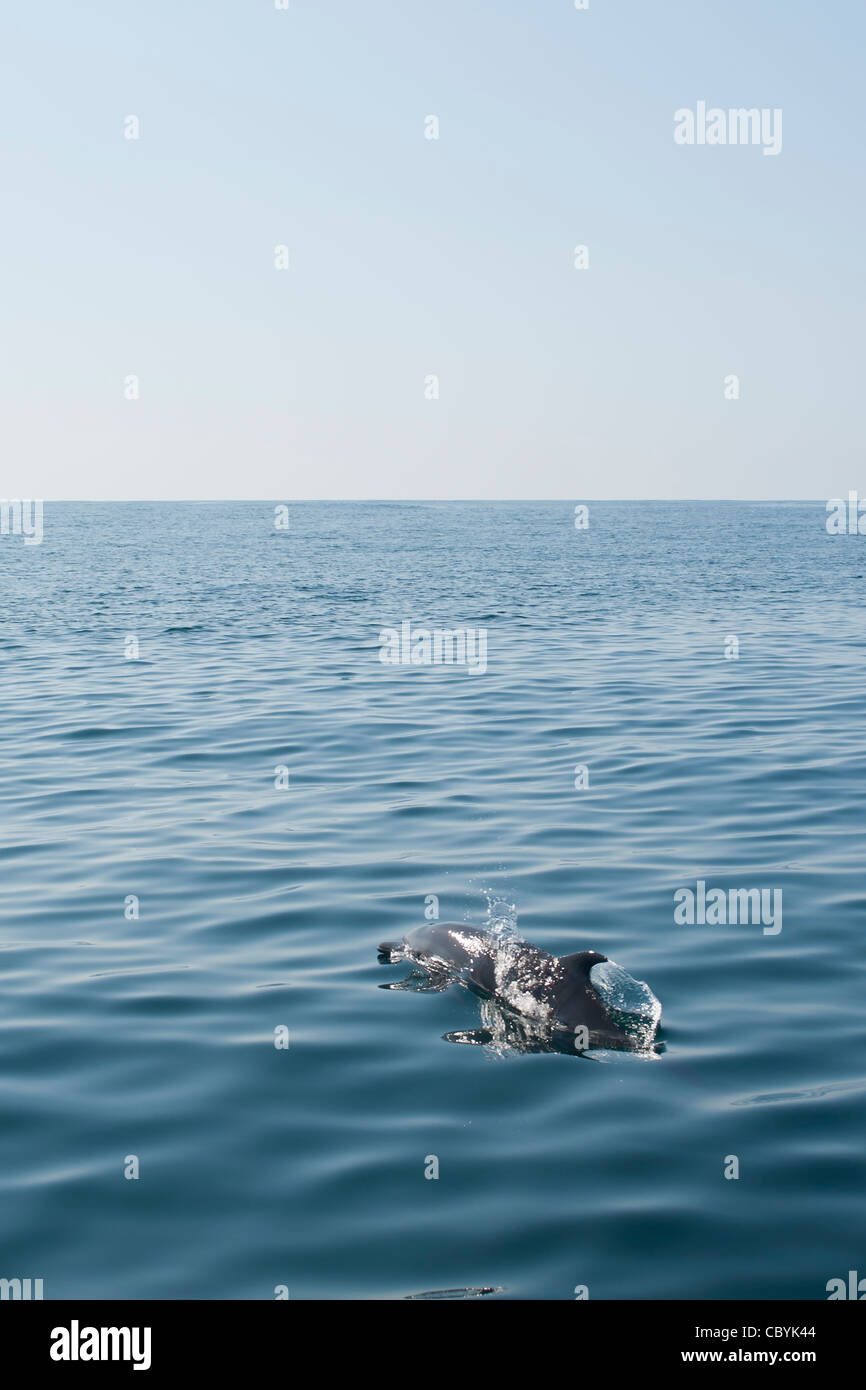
[557,950,607,980]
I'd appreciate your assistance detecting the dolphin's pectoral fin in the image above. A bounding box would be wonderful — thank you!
[443,1029,494,1046]
[379,968,451,993]
[446,1019,602,1059]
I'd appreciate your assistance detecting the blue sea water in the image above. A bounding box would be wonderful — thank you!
[1,500,864,1300]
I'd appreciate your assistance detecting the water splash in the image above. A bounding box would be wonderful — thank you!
[589,958,662,1052]
[480,890,520,944]
[476,997,556,1058]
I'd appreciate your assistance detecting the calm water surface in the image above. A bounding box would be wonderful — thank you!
[1,501,864,1299]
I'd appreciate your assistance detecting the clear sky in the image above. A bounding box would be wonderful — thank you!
[3,1,863,499]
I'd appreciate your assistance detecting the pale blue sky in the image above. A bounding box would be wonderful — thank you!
[2,1,863,498]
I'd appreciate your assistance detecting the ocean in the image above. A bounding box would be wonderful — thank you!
[1,500,864,1300]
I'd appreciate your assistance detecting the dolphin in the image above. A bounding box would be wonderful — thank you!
[378,922,660,1054]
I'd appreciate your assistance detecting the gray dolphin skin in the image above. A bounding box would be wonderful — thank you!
[378,922,655,1052]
